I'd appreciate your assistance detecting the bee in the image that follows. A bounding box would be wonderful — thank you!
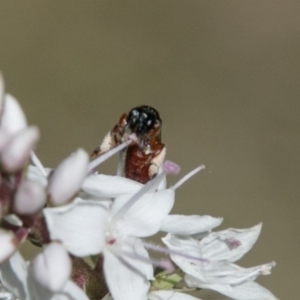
[91,105,166,184]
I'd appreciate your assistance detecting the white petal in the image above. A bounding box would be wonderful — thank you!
[27,273,54,300]
[200,223,262,262]
[1,126,39,172]
[112,189,175,237]
[0,230,17,263]
[104,251,149,300]
[44,199,109,256]
[162,233,205,263]
[31,243,71,292]
[163,234,273,285]
[149,291,201,300]
[13,180,46,215]
[48,149,89,206]
[186,275,279,300]
[1,94,27,136]
[0,251,29,300]
[118,238,154,280]
[82,174,142,198]
[161,215,223,235]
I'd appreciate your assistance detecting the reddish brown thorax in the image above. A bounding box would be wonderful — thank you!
[91,105,166,184]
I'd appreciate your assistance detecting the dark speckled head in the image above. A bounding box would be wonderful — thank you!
[126,105,161,135]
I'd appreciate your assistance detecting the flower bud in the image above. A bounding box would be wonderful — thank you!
[13,180,46,215]
[31,242,71,292]
[1,94,27,136]
[48,148,89,206]
[1,126,39,172]
[0,230,17,263]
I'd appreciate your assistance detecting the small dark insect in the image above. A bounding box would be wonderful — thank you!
[91,105,166,184]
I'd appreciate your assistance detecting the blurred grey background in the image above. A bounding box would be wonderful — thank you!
[0,1,299,299]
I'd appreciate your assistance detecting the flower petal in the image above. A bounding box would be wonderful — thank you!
[186,261,276,285]
[82,174,142,198]
[44,199,109,256]
[48,149,89,206]
[1,94,27,136]
[120,238,154,280]
[13,180,46,215]
[185,275,279,300]
[31,243,71,292]
[161,215,223,235]
[104,251,149,300]
[1,126,39,172]
[112,189,175,237]
[200,223,262,262]
[0,251,28,300]
[149,291,201,300]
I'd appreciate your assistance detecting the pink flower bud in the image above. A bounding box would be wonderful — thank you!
[0,230,17,263]
[1,94,27,136]
[31,242,71,292]
[1,126,39,172]
[48,149,89,206]
[13,180,46,215]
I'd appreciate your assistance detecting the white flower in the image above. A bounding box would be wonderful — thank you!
[162,224,279,300]
[47,149,89,206]
[0,243,89,300]
[1,93,27,136]
[13,180,46,215]
[44,183,175,300]
[1,126,39,172]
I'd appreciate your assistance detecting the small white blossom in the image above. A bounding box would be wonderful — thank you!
[44,184,175,300]
[1,93,27,136]
[13,180,46,215]
[48,149,89,206]
[0,243,89,300]
[162,224,278,300]
[1,126,39,172]
[31,243,71,292]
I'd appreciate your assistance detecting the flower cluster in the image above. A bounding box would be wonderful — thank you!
[0,73,279,300]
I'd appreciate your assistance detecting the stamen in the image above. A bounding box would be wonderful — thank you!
[116,151,124,176]
[30,151,47,177]
[143,241,208,264]
[112,160,180,222]
[119,249,175,273]
[171,165,205,190]
[87,134,136,173]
